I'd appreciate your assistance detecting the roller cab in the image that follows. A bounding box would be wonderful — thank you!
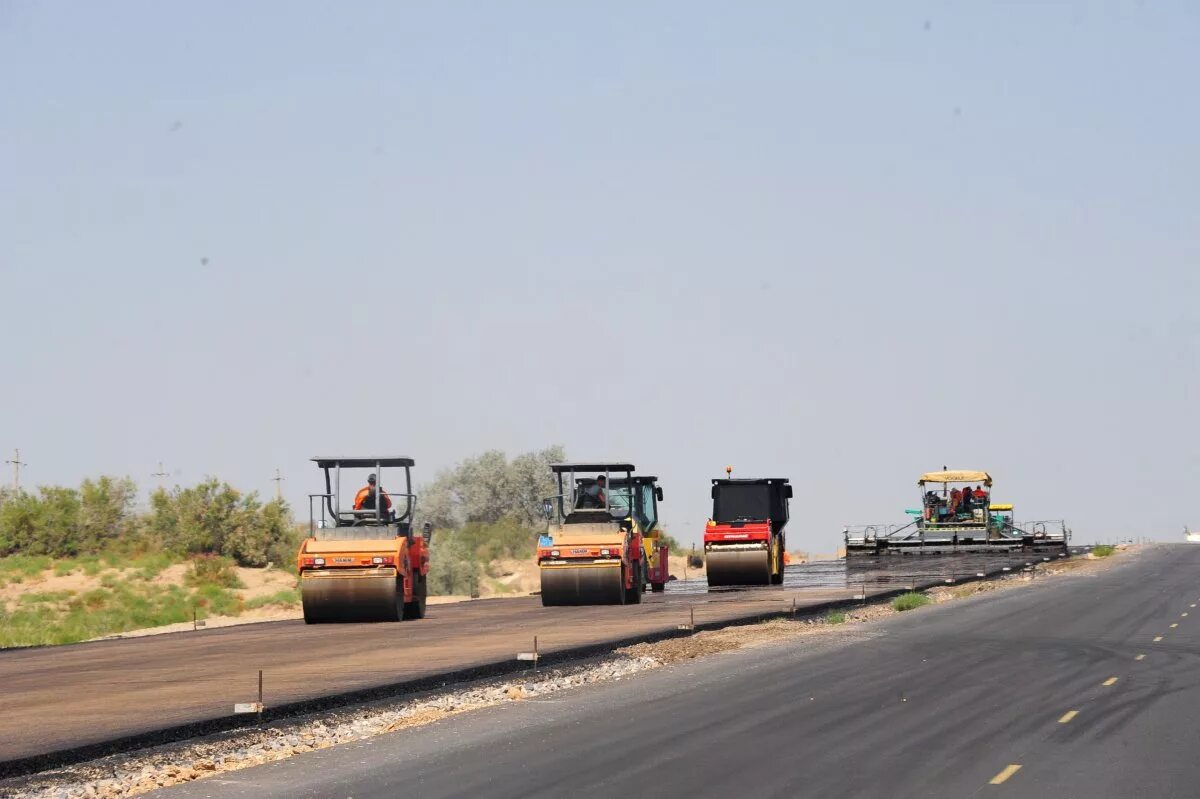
[704,475,791,588]
[537,462,665,606]
[298,456,431,623]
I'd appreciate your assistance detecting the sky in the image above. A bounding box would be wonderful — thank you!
[1,1,1197,554]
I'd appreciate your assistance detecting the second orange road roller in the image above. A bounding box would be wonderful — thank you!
[704,472,792,587]
[536,461,666,605]
[297,456,431,623]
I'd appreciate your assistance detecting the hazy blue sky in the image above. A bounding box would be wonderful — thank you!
[2,1,1196,554]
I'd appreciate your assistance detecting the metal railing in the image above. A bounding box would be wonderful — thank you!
[1020,519,1071,542]
[308,491,418,536]
[844,521,918,545]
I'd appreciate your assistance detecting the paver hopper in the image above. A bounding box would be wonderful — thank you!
[297,457,430,623]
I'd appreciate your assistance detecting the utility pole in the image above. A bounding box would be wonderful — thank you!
[152,462,170,486]
[272,468,284,501]
[5,449,27,490]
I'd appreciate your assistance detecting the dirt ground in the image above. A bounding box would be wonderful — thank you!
[2,547,1133,799]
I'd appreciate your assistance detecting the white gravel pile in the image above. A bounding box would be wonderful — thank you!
[2,655,662,799]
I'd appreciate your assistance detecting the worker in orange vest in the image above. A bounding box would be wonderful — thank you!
[353,473,393,514]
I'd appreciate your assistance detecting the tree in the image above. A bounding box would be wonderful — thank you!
[418,446,565,530]
[79,476,138,552]
[147,479,295,567]
[0,486,82,557]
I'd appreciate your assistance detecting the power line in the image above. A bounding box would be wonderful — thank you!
[5,449,27,490]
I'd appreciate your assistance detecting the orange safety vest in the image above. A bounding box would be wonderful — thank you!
[353,486,393,510]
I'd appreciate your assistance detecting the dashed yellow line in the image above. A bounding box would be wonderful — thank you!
[1058,710,1079,723]
[989,764,1022,785]
[1154,636,1164,642]
[1102,677,1119,687]
[1136,654,1146,661]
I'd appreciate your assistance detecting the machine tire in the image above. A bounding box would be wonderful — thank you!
[650,582,665,593]
[626,566,642,605]
[402,574,427,620]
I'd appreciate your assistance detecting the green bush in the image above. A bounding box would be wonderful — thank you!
[244,588,301,610]
[265,524,306,569]
[1091,545,1116,557]
[191,583,243,616]
[146,481,294,567]
[78,477,138,552]
[0,488,82,557]
[130,551,175,580]
[892,592,931,612]
[658,531,692,556]
[185,555,244,589]
[427,532,480,596]
[826,610,846,624]
[0,555,52,578]
[456,519,538,562]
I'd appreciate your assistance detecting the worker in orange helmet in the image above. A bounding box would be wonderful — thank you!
[353,473,393,513]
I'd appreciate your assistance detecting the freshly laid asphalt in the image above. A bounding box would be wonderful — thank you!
[0,554,1039,770]
[154,545,1200,799]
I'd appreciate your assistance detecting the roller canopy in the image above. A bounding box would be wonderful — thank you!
[711,478,791,530]
[990,503,1013,511]
[610,476,658,486]
[918,470,992,486]
[312,457,415,468]
[550,462,634,473]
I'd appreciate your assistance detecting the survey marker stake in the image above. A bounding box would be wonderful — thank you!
[517,636,539,669]
[677,607,695,632]
[233,671,265,720]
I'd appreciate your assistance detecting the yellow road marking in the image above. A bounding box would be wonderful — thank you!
[989,765,1022,785]
[1058,710,1079,723]
[1136,654,1146,660]
[1154,636,1164,642]
[1171,623,1179,628]
[1182,613,1189,617]
[1191,604,1196,608]
[1102,677,1119,686]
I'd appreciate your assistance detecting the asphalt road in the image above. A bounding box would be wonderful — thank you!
[155,545,1200,799]
[0,554,1039,768]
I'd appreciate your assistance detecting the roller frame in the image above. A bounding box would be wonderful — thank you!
[706,546,772,587]
[301,569,404,623]
[540,563,626,606]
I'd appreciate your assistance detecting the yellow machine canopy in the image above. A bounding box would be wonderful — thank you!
[918,470,992,486]
[989,503,1013,511]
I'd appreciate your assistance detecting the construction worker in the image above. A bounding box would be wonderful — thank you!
[577,475,607,508]
[353,473,393,514]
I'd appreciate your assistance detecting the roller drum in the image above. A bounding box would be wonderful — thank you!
[540,565,625,606]
[706,548,771,587]
[301,573,403,623]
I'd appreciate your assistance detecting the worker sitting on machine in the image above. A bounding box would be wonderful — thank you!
[353,473,393,516]
[576,475,606,509]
